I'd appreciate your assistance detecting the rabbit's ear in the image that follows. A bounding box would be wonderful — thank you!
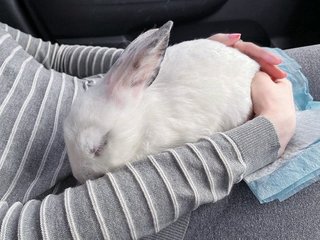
[104,21,173,99]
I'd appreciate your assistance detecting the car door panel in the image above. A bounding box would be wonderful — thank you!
[0,0,319,49]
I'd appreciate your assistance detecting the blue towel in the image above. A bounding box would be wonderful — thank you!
[245,48,320,203]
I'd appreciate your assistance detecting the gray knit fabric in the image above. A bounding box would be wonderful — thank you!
[0,23,280,240]
[286,45,320,100]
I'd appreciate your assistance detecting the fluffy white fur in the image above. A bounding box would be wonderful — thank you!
[64,21,259,183]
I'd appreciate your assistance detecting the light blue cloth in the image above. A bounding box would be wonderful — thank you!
[245,48,320,203]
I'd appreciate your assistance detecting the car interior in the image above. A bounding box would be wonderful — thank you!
[1,0,319,50]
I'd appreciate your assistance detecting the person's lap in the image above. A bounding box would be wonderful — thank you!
[185,44,320,239]
[185,181,320,239]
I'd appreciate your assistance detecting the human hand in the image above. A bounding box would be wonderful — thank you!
[208,33,287,80]
[251,71,296,156]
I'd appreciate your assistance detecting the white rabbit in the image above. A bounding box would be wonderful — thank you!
[64,21,259,183]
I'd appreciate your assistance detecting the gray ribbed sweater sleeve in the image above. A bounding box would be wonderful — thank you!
[0,22,123,78]
[0,118,279,240]
[0,23,280,239]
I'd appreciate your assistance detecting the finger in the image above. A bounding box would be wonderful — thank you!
[251,71,274,92]
[234,41,282,65]
[252,71,272,87]
[274,78,292,88]
[259,62,287,80]
[253,71,271,81]
[208,33,241,46]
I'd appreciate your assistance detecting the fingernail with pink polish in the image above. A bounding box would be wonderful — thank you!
[264,54,282,64]
[228,33,241,40]
[281,69,288,77]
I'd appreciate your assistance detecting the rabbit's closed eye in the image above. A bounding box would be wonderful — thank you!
[89,133,109,157]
